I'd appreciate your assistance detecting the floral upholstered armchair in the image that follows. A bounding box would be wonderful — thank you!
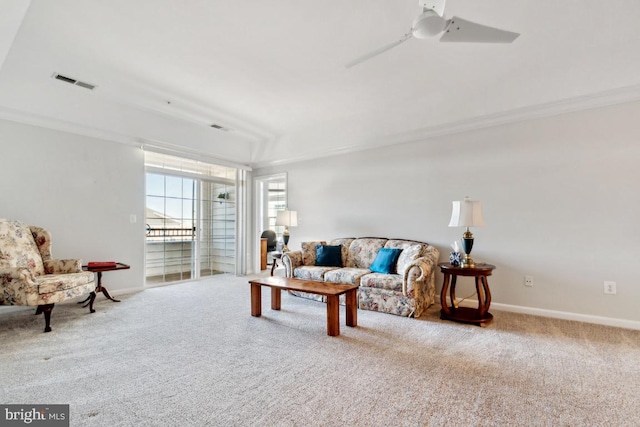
[0,219,96,332]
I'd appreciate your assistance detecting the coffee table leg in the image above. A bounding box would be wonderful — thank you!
[271,287,281,310]
[326,295,340,336]
[251,284,262,317]
[346,289,357,327]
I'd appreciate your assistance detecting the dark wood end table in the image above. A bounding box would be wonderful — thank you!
[438,262,496,327]
[80,262,130,312]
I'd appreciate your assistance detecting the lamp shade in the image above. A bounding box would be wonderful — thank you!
[448,197,485,228]
[276,210,298,227]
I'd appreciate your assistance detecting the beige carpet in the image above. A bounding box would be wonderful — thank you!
[1,273,639,427]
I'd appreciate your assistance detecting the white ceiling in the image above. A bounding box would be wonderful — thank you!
[1,0,640,167]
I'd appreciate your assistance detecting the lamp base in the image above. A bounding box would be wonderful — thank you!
[460,255,475,268]
[461,232,475,268]
[282,228,290,252]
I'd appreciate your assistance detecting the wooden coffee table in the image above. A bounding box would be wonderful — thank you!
[248,276,358,336]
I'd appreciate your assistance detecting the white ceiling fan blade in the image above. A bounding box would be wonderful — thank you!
[420,0,446,17]
[439,16,519,43]
[346,32,413,68]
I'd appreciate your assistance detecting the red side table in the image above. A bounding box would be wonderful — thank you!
[80,262,130,312]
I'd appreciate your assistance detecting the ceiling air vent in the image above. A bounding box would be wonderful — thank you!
[210,123,230,131]
[52,73,96,90]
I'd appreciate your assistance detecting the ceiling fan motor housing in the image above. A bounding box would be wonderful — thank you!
[412,10,446,38]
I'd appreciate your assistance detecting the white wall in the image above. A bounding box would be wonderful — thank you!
[0,118,145,312]
[255,101,640,326]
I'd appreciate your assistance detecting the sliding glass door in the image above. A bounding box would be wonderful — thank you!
[145,173,196,283]
[144,151,241,284]
[199,180,236,275]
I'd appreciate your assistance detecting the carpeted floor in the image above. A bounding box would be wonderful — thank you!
[1,273,639,427]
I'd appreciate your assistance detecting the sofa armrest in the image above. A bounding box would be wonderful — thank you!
[0,267,37,285]
[403,248,439,317]
[282,251,302,278]
[403,257,432,295]
[44,259,82,274]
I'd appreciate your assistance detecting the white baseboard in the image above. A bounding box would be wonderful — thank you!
[0,306,31,314]
[437,297,640,331]
[107,287,142,297]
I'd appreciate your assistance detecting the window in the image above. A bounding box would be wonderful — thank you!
[255,173,287,271]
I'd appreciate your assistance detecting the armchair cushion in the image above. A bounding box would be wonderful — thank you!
[0,219,45,275]
[44,259,82,274]
[37,272,95,295]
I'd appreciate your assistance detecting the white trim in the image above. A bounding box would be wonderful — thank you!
[145,165,235,185]
[3,82,640,171]
[0,105,138,145]
[438,297,640,331]
[489,302,640,331]
[251,84,640,168]
[105,287,142,297]
[141,143,252,172]
[0,106,252,171]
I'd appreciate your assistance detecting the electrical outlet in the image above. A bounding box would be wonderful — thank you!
[524,275,533,287]
[604,281,616,295]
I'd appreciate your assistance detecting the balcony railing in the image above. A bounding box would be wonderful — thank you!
[144,225,234,282]
[146,225,196,240]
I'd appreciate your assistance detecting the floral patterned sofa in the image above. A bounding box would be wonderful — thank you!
[0,219,96,332]
[282,237,439,318]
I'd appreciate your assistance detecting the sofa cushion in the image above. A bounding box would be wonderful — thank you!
[396,244,424,276]
[347,238,388,268]
[315,245,343,267]
[370,248,402,274]
[328,238,355,267]
[294,266,338,281]
[301,241,326,266]
[324,268,371,286]
[384,239,424,251]
[360,273,403,292]
[0,219,45,276]
[359,286,415,317]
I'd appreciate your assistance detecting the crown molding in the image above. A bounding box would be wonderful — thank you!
[0,105,138,146]
[0,105,252,170]
[251,84,640,169]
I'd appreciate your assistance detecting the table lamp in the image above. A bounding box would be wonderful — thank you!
[448,197,485,268]
[276,210,298,252]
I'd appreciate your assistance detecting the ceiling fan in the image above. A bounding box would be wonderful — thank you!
[346,0,520,68]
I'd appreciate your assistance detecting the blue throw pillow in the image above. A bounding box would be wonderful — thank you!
[370,248,403,274]
[315,244,343,267]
